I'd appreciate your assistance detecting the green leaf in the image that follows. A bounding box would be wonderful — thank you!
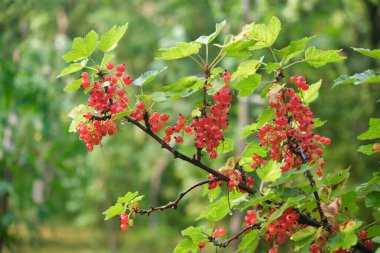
[357,144,379,155]
[303,79,321,104]
[324,169,350,187]
[305,46,345,68]
[155,42,202,60]
[368,225,380,238]
[234,74,261,97]
[333,70,380,87]
[99,22,128,53]
[163,76,203,91]
[352,47,380,60]
[113,109,133,120]
[313,118,327,128]
[133,67,168,86]
[197,191,246,221]
[173,238,197,253]
[203,184,221,202]
[195,20,226,44]
[341,190,358,213]
[117,191,139,204]
[256,160,282,183]
[358,118,380,140]
[241,141,267,158]
[266,62,281,73]
[257,107,276,128]
[327,220,362,250]
[68,104,92,132]
[223,40,255,60]
[291,227,316,251]
[216,138,234,154]
[236,230,259,253]
[231,60,261,80]
[273,165,311,186]
[103,203,124,220]
[241,123,258,138]
[181,226,207,244]
[57,63,84,78]
[101,54,114,68]
[274,36,316,64]
[63,30,98,62]
[63,78,82,92]
[249,16,281,50]
[365,191,380,208]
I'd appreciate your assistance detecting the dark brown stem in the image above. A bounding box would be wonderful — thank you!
[135,179,217,215]
[209,223,261,248]
[124,115,254,194]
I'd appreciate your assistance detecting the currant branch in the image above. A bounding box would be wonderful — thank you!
[208,223,261,248]
[135,178,218,215]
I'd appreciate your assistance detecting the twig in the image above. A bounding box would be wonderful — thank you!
[135,178,218,215]
[209,223,261,248]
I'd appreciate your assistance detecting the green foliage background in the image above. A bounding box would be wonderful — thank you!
[0,0,379,252]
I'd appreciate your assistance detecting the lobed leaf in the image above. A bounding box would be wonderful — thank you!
[257,107,276,128]
[117,191,139,204]
[236,230,259,253]
[305,46,345,68]
[365,191,380,208]
[57,62,85,78]
[352,47,380,60]
[231,60,261,80]
[274,36,316,64]
[63,78,82,92]
[216,138,234,154]
[333,70,380,87]
[155,42,202,60]
[99,22,128,53]
[357,144,379,155]
[291,227,316,251]
[102,203,124,220]
[358,118,380,140]
[326,220,362,250]
[256,160,282,183]
[63,30,98,62]
[173,238,197,253]
[233,74,261,97]
[195,20,226,44]
[133,66,168,86]
[303,79,321,104]
[249,16,281,50]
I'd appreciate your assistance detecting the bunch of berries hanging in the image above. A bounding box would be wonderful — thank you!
[252,76,330,176]
[192,70,232,159]
[77,62,133,151]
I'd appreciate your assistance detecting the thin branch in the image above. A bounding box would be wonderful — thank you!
[209,223,261,248]
[135,178,217,215]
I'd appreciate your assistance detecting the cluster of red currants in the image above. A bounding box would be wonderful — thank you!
[192,71,232,159]
[244,210,257,231]
[252,76,330,176]
[265,207,300,253]
[212,228,226,238]
[119,213,130,232]
[208,169,254,193]
[163,114,194,144]
[77,62,133,151]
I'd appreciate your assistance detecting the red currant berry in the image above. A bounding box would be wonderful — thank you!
[106,62,114,70]
[316,168,323,177]
[160,114,169,122]
[120,213,129,224]
[364,239,373,249]
[81,72,89,80]
[84,112,92,119]
[81,79,90,88]
[120,223,128,232]
[198,242,205,249]
[116,64,126,72]
[360,230,368,240]
[175,136,183,144]
[373,143,380,152]
[123,75,133,85]
[136,101,145,110]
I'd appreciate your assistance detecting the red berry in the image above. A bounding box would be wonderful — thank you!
[136,101,145,110]
[221,70,231,83]
[160,114,169,122]
[84,112,92,119]
[120,213,129,224]
[116,71,123,77]
[373,143,380,152]
[316,168,323,177]
[81,79,90,88]
[360,230,368,240]
[364,239,373,249]
[123,75,133,85]
[198,242,205,249]
[309,244,321,253]
[81,72,89,80]
[116,64,126,72]
[175,136,183,144]
[106,62,114,70]
[120,223,128,231]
